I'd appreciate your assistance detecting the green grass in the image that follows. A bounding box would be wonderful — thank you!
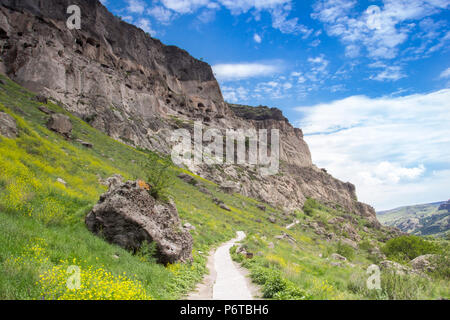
[0,74,448,300]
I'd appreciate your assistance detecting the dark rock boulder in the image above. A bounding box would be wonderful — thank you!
[198,186,212,195]
[46,113,72,138]
[0,111,17,138]
[257,204,266,211]
[177,173,197,185]
[32,94,48,104]
[219,203,231,211]
[85,180,193,264]
[38,106,53,115]
[76,139,93,148]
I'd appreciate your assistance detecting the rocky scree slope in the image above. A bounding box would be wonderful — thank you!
[0,0,379,227]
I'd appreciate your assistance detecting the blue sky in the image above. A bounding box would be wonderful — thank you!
[100,0,450,210]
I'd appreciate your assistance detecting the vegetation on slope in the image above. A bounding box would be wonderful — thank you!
[0,75,448,300]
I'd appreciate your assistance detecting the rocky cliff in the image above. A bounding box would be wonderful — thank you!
[0,0,380,226]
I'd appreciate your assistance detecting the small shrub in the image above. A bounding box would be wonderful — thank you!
[136,241,159,263]
[303,198,320,217]
[336,241,355,261]
[143,156,174,202]
[273,281,311,300]
[249,266,310,300]
[262,271,287,298]
[359,239,372,251]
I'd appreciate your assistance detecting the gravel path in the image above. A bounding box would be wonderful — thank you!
[187,231,256,300]
[212,231,253,300]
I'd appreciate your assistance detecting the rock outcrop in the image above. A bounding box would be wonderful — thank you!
[410,254,439,273]
[46,113,72,138]
[0,0,381,227]
[85,179,193,264]
[380,260,413,276]
[0,111,17,138]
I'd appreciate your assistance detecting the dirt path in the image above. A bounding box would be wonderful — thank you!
[187,231,259,300]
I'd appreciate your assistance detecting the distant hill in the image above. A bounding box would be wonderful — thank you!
[377,200,450,237]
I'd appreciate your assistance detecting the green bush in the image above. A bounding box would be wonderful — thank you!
[359,239,372,251]
[136,241,159,263]
[262,271,287,298]
[382,235,440,262]
[273,282,311,300]
[336,241,355,261]
[143,156,174,202]
[430,251,450,280]
[303,198,320,217]
[249,265,310,300]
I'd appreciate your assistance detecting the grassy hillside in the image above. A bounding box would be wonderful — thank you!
[0,75,448,300]
[378,202,449,237]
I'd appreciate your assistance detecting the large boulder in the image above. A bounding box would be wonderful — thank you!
[220,181,241,194]
[380,260,412,276]
[46,113,72,138]
[0,112,18,138]
[85,180,193,264]
[410,254,439,273]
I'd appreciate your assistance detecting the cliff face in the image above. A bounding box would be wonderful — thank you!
[0,0,380,226]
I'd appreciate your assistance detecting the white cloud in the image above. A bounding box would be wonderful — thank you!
[370,65,406,81]
[295,89,450,210]
[440,67,450,78]
[160,0,211,14]
[126,0,146,14]
[136,18,156,35]
[212,62,282,81]
[222,86,249,102]
[253,33,262,43]
[270,6,313,36]
[218,0,291,14]
[197,9,217,23]
[152,0,311,35]
[305,54,330,82]
[312,0,450,60]
[147,6,175,24]
[360,162,426,185]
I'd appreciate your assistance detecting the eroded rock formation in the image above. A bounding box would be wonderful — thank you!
[85,179,193,264]
[0,111,17,138]
[0,0,380,226]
